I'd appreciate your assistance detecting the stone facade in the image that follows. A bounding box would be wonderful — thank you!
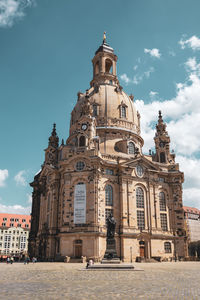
[29,37,186,262]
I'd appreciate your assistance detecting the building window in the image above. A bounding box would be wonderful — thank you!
[79,135,86,147]
[2,223,6,227]
[25,224,29,228]
[159,192,166,211]
[160,152,166,163]
[137,211,145,230]
[128,142,135,154]
[93,104,98,117]
[105,169,114,175]
[47,194,51,212]
[105,208,113,221]
[10,223,14,227]
[160,213,168,231]
[3,218,7,221]
[17,224,21,227]
[105,185,113,206]
[136,165,144,177]
[120,106,126,118]
[105,59,113,73]
[22,219,26,223]
[76,161,85,171]
[164,242,171,253]
[10,218,14,222]
[136,187,144,208]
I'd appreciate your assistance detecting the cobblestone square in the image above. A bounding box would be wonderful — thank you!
[0,262,200,299]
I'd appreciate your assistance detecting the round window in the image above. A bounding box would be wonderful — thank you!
[76,161,85,171]
[136,165,144,177]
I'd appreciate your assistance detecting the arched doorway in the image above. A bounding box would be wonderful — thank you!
[74,240,82,258]
[139,241,145,258]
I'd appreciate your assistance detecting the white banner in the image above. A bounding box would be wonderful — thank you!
[74,184,86,224]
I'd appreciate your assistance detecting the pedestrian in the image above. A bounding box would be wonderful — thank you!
[10,256,14,264]
[6,257,10,264]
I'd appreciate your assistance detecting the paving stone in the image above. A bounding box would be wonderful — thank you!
[0,262,200,299]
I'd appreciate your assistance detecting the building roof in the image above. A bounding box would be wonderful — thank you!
[183,206,200,215]
[0,213,31,229]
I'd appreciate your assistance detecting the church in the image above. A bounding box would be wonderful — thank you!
[29,35,187,262]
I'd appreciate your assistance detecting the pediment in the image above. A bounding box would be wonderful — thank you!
[120,155,161,172]
[40,164,57,177]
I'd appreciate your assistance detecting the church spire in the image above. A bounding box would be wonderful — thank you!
[48,123,59,148]
[154,111,171,164]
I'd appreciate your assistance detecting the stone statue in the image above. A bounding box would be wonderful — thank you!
[106,214,116,238]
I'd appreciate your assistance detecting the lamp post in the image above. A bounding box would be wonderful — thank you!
[130,246,132,263]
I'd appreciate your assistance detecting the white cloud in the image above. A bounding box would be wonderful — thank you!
[0,169,8,187]
[0,203,31,214]
[183,188,200,208]
[149,91,158,98]
[179,35,200,51]
[0,0,34,28]
[144,48,161,58]
[27,193,32,204]
[134,57,200,208]
[185,57,200,75]
[14,170,27,186]
[133,67,154,85]
[120,73,131,85]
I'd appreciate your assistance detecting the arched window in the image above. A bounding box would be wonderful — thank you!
[95,61,99,75]
[160,152,166,163]
[128,142,135,154]
[164,242,171,253]
[105,59,113,73]
[93,104,98,117]
[159,192,166,211]
[136,187,144,208]
[79,136,86,147]
[120,106,126,118]
[105,185,113,206]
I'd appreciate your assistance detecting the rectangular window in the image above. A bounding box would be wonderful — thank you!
[10,223,14,227]
[160,213,168,231]
[22,219,26,223]
[105,208,113,221]
[164,242,171,253]
[93,104,98,117]
[120,106,126,118]
[15,219,19,222]
[2,223,6,227]
[3,218,7,221]
[5,235,11,242]
[137,210,145,230]
[25,224,29,228]
[10,218,14,222]
[105,169,114,175]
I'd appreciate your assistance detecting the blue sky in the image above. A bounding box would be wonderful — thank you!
[0,0,200,213]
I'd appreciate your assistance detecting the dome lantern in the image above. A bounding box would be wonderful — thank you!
[90,33,119,87]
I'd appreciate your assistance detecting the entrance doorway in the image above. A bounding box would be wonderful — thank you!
[74,240,82,258]
[139,241,145,258]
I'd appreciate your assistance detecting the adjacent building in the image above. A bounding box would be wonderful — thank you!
[183,206,200,258]
[29,36,186,262]
[0,213,31,257]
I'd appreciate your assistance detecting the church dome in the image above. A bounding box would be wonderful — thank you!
[70,35,141,140]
